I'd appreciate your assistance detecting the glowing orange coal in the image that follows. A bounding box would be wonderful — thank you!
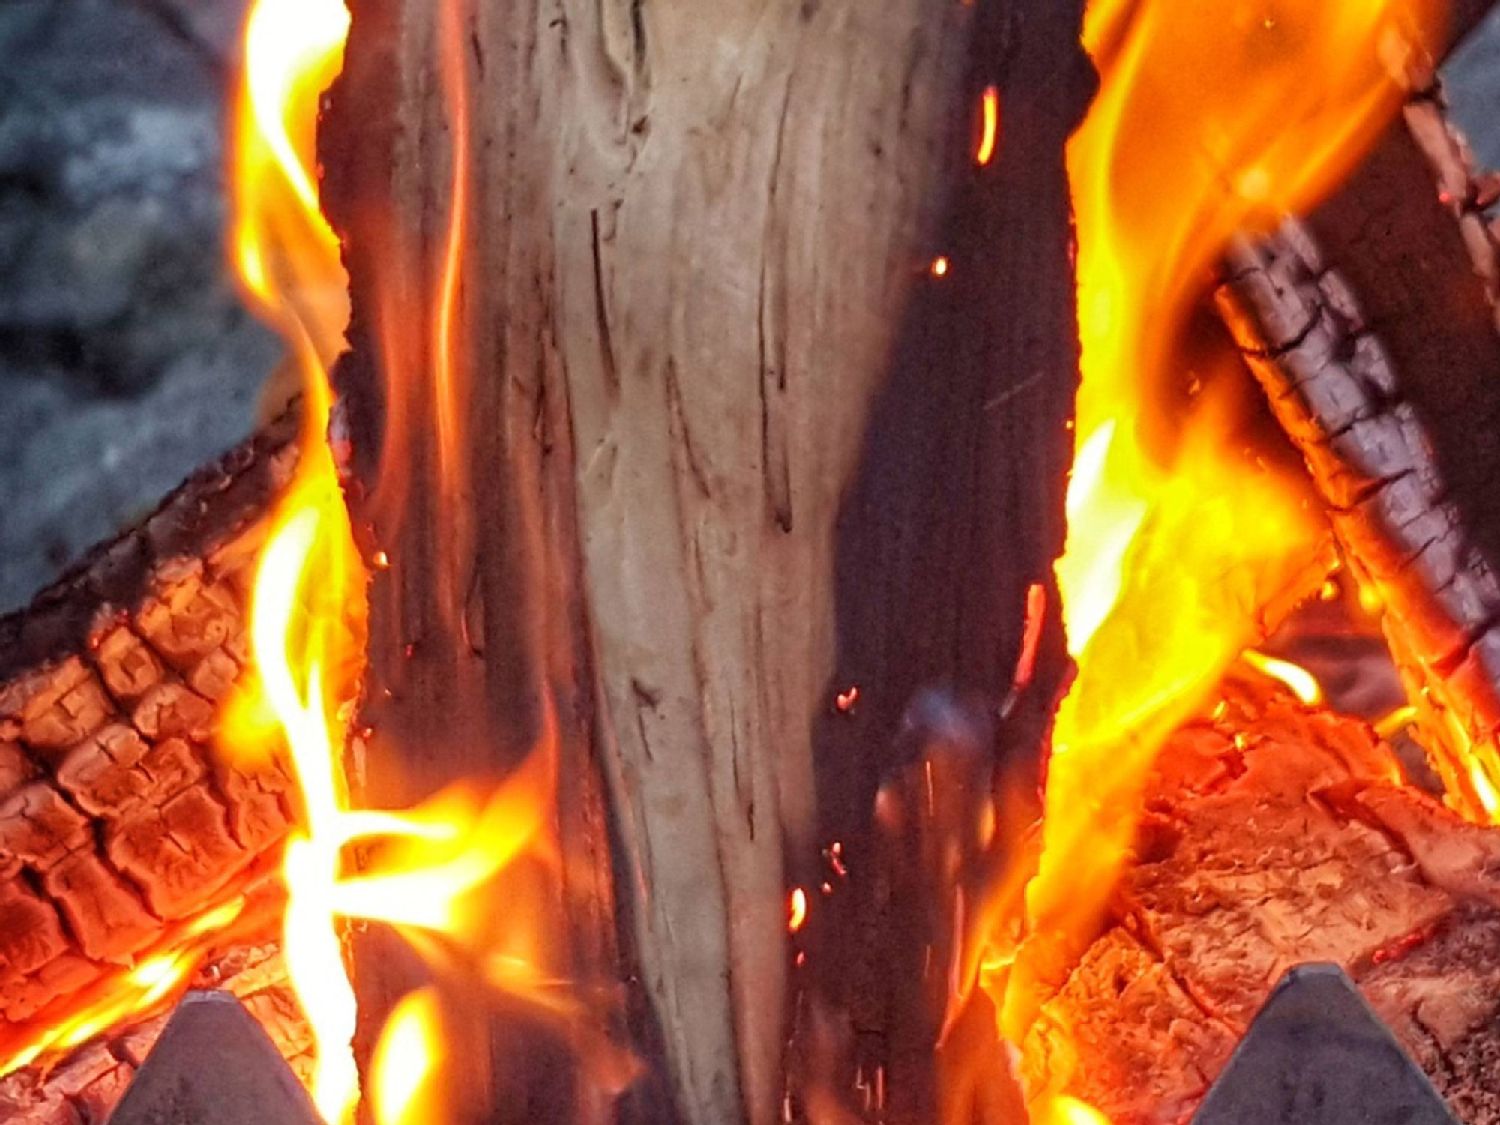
[976,0,1447,1111]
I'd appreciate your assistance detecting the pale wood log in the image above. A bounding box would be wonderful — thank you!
[322,0,1087,1121]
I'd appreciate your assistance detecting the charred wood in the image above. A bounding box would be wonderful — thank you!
[1218,222,1500,821]
[1021,695,1500,1124]
[0,412,300,1059]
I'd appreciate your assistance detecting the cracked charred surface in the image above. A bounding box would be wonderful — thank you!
[0,411,299,1057]
[1021,695,1500,1125]
[1218,222,1500,820]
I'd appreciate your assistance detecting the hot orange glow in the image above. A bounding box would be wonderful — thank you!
[931,255,951,278]
[976,86,1000,167]
[1032,1095,1113,1125]
[988,0,1446,1089]
[0,897,248,1076]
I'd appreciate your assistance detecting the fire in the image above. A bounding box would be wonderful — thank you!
[991,0,1445,1084]
[976,86,1000,167]
[370,988,445,1125]
[0,898,248,1076]
[789,887,809,934]
[227,1,597,1122]
[1242,650,1323,705]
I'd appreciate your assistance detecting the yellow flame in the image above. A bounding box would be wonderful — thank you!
[789,887,809,934]
[1032,1095,1113,1125]
[371,989,446,1125]
[993,0,1445,1074]
[228,3,600,1120]
[976,86,1000,167]
[1242,650,1323,705]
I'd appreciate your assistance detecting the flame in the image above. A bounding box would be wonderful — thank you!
[976,86,1000,167]
[1033,1095,1113,1125]
[990,0,1445,1078]
[227,2,605,1121]
[0,897,250,1076]
[789,887,809,934]
[1242,650,1323,705]
[371,988,446,1125]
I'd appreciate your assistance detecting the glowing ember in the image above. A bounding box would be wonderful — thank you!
[1034,1095,1113,1125]
[976,86,1000,167]
[789,887,809,933]
[989,0,1447,1087]
[0,898,247,1076]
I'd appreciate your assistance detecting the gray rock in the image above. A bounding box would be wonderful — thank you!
[0,0,278,612]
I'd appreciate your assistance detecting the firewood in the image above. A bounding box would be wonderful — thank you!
[321,0,1086,1121]
[0,411,299,1059]
[1019,693,1500,1125]
[1404,88,1500,331]
[1217,221,1500,820]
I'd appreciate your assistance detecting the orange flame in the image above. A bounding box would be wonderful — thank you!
[227,2,611,1122]
[991,0,1445,1079]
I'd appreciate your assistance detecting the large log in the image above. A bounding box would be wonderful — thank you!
[321,1,1087,1122]
[0,412,300,1070]
[1021,691,1500,1125]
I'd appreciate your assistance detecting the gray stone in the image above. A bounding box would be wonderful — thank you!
[1193,964,1458,1125]
[0,0,278,612]
[106,991,320,1125]
[1445,8,1500,178]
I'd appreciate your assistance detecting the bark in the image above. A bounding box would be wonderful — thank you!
[0,412,299,1067]
[322,1,1086,1122]
[1021,693,1500,1125]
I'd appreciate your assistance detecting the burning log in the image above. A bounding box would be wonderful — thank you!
[320,0,1087,1120]
[0,411,300,1067]
[1214,22,1500,818]
[1020,692,1500,1125]
[1217,215,1500,818]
